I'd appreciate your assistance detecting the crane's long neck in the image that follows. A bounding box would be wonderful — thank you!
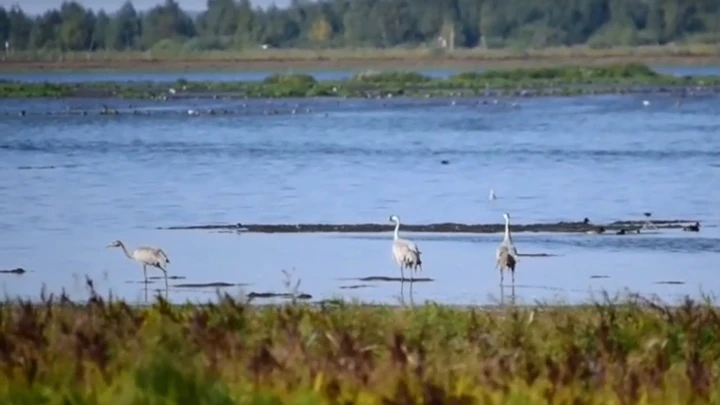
[393,219,400,240]
[504,217,512,242]
[118,242,133,260]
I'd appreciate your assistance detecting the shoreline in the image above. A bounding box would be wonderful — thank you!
[1,47,719,73]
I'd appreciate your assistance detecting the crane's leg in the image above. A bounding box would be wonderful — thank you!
[143,264,147,284]
[499,267,504,286]
[399,265,405,282]
[511,268,515,285]
[159,266,168,290]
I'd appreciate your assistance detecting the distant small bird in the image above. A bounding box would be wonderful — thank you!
[389,215,422,281]
[616,229,626,235]
[489,189,497,200]
[106,240,170,289]
[683,222,700,232]
[583,217,590,224]
[642,212,657,230]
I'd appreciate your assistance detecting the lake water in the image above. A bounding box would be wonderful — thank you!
[0,71,718,306]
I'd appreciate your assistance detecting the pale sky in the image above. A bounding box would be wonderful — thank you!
[1,0,290,14]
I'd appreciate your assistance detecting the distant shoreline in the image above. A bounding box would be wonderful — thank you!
[1,45,719,73]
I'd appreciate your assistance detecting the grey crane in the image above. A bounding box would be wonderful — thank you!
[496,212,519,285]
[106,240,170,289]
[496,246,516,285]
[389,215,422,281]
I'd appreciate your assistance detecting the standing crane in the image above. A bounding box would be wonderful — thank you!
[106,240,170,289]
[389,215,423,281]
[496,212,519,285]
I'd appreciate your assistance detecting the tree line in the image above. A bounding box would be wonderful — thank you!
[0,0,718,53]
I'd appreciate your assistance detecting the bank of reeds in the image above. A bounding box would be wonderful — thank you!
[0,284,718,404]
[2,43,719,67]
[1,62,718,100]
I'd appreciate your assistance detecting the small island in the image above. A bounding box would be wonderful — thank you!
[1,63,718,99]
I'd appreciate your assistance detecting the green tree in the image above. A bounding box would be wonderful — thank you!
[197,0,237,38]
[309,16,331,42]
[0,7,9,46]
[59,1,92,50]
[2,0,720,52]
[92,11,111,49]
[6,6,32,50]
[29,10,62,49]
[107,1,141,50]
[141,0,196,48]
[233,0,255,47]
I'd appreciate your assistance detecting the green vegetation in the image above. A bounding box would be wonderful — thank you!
[0,287,718,404]
[1,0,719,56]
[1,63,718,100]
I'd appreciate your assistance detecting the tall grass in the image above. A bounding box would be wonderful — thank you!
[0,284,718,404]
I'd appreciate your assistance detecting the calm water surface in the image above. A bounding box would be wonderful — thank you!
[0,86,718,305]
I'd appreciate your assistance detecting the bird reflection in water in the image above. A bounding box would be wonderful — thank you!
[399,279,415,308]
[500,283,516,306]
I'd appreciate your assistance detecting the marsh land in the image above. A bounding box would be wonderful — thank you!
[0,290,717,404]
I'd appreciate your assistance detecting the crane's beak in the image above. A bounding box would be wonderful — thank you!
[105,244,113,248]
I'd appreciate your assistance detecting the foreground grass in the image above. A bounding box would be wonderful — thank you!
[1,63,718,100]
[2,44,719,72]
[0,287,718,404]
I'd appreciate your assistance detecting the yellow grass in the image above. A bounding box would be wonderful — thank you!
[1,44,718,72]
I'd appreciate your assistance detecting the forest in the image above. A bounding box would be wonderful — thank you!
[0,0,718,53]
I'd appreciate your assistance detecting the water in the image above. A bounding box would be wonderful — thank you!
[0,83,718,305]
[1,65,718,83]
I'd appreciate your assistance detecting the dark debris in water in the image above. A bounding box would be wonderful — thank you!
[356,276,433,283]
[247,291,312,300]
[149,275,186,280]
[18,165,56,170]
[590,275,610,279]
[654,281,685,285]
[160,218,700,234]
[518,253,559,257]
[339,284,376,290]
[175,282,246,288]
[0,268,26,274]
[16,164,80,170]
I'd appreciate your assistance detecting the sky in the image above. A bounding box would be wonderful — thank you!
[1,0,290,14]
